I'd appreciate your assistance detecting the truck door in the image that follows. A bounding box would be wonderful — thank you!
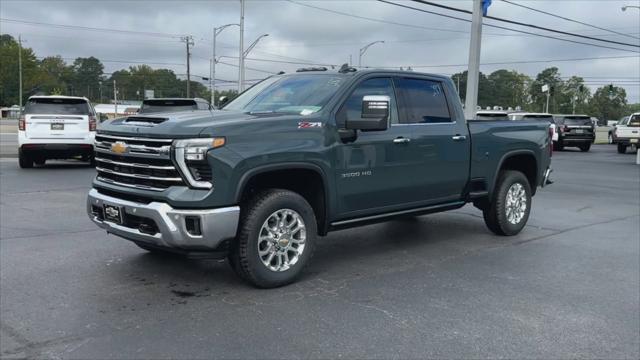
[335,77,429,217]
[393,77,470,202]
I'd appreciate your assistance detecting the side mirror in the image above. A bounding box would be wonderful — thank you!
[345,95,390,131]
[98,113,109,122]
[218,96,229,107]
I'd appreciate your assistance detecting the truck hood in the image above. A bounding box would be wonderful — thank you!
[97,110,306,138]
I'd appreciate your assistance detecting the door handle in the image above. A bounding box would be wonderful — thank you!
[452,135,467,141]
[393,137,411,144]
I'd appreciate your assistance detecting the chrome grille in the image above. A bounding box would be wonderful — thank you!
[94,134,184,191]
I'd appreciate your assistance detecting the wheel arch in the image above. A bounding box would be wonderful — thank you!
[235,162,330,236]
[491,150,539,197]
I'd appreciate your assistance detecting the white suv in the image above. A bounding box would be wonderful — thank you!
[18,95,97,168]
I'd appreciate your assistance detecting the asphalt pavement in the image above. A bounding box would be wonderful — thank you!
[1,146,638,359]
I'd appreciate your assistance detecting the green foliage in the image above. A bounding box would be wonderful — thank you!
[589,85,628,121]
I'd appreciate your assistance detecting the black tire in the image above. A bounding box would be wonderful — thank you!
[34,157,46,166]
[229,189,317,288]
[579,143,591,152]
[553,142,564,151]
[617,143,627,154]
[18,150,33,169]
[483,170,532,236]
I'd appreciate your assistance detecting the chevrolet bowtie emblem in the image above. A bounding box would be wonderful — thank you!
[111,141,128,154]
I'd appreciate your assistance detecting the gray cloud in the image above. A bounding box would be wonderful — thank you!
[1,0,639,101]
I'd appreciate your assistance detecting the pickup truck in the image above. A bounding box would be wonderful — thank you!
[87,67,553,288]
[614,112,640,153]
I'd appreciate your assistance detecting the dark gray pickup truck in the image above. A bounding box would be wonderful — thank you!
[87,67,553,287]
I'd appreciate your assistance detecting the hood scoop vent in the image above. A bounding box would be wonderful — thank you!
[122,116,168,127]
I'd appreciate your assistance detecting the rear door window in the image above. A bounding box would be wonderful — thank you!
[24,98,90,115]
[395,78,452,124]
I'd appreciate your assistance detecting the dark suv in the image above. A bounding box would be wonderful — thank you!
[552,114,595,152]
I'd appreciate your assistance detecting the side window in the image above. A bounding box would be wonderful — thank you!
[196,101,210,110]
[337,77,398,127]
[395,78,452,124]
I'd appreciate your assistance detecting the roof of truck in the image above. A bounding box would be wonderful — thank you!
[28,95,89,101]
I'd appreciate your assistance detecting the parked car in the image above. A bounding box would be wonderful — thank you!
[138,98,212,114]
[87,68,553,288]
[552,114,595,152]
[609,116,629,144]
[476,110,509,121]
[18,95,97,168]
[614,113,640,153]
[510,112,557,144]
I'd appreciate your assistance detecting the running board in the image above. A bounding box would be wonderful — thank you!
[330,201,466,230]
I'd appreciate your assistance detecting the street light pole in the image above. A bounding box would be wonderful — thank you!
[464,0,483,120]
[211,23,239,107]
[358,40,384,68]
[238,0,245,93]
[241,33,269,90]
[18,35,23,109]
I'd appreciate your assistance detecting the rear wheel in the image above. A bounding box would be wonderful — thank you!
[483,170,532,236]
[229,189,317,288]
[579,143,591,152]
[617,143,627,154]
[18,149,33,169]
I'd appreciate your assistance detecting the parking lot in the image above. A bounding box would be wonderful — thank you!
[0,145,638,358]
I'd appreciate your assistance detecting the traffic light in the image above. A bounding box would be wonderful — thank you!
[608,84,614,93]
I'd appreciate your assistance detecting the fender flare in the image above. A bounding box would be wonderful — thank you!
[490,149,538,196]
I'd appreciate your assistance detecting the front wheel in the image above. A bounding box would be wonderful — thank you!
[617,143,627,154]
[229,189,317,288]
[483,170,532,236]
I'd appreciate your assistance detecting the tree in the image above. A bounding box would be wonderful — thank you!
[530,67,563,113]
[450,71,491,109]
[487,69,531,109]
[560,76,590,115]
[71,57,104,100]
[0,34,44,106]
[38,56,73,96]
[589,85,627,121]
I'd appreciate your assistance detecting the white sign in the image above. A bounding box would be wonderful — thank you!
[541,84,549,93]
[144,90,155,99]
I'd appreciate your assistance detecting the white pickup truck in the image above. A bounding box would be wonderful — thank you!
[615,112,640,154]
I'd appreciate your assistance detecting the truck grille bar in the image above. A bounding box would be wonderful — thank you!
[94,134,185,191]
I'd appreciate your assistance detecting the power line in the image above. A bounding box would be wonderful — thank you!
[406,0,639,48]
[0,18,185,38]
[361,54,639,69]
[36,56,185,66]
[500,0,640,41]
[376,0,639,53]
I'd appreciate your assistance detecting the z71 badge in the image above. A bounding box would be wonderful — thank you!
[298,122,323,129]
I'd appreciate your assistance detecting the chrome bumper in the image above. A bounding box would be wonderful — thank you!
[87,188,239,250]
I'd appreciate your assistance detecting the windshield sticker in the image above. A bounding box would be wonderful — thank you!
[298,122,323,129]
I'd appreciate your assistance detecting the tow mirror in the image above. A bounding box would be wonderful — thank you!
[345,95,390,131]
[218,96,229,107]
[98,113,109,122]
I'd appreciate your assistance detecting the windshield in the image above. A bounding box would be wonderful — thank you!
[223,74,345,115]
[476,113,509,120]
[140,100,197,114]
[563,116,592,125]
[24,98,90,115]
[522,115,554,123]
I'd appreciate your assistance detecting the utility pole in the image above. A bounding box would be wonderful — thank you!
[182,35,194,97]
[238,0,245,93]
[464,0,484,120]
[18,35,23,109]
[113,80,118,116]
[545,91,550,113]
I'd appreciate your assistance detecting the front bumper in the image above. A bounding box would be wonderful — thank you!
[87,188,239,251]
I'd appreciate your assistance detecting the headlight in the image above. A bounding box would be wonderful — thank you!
[173,138,225,189]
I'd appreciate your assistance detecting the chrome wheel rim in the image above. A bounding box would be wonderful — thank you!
[505,183,527,225]
[258,209,306,272]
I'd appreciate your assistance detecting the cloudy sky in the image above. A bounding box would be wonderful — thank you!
[1,0,639,102]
